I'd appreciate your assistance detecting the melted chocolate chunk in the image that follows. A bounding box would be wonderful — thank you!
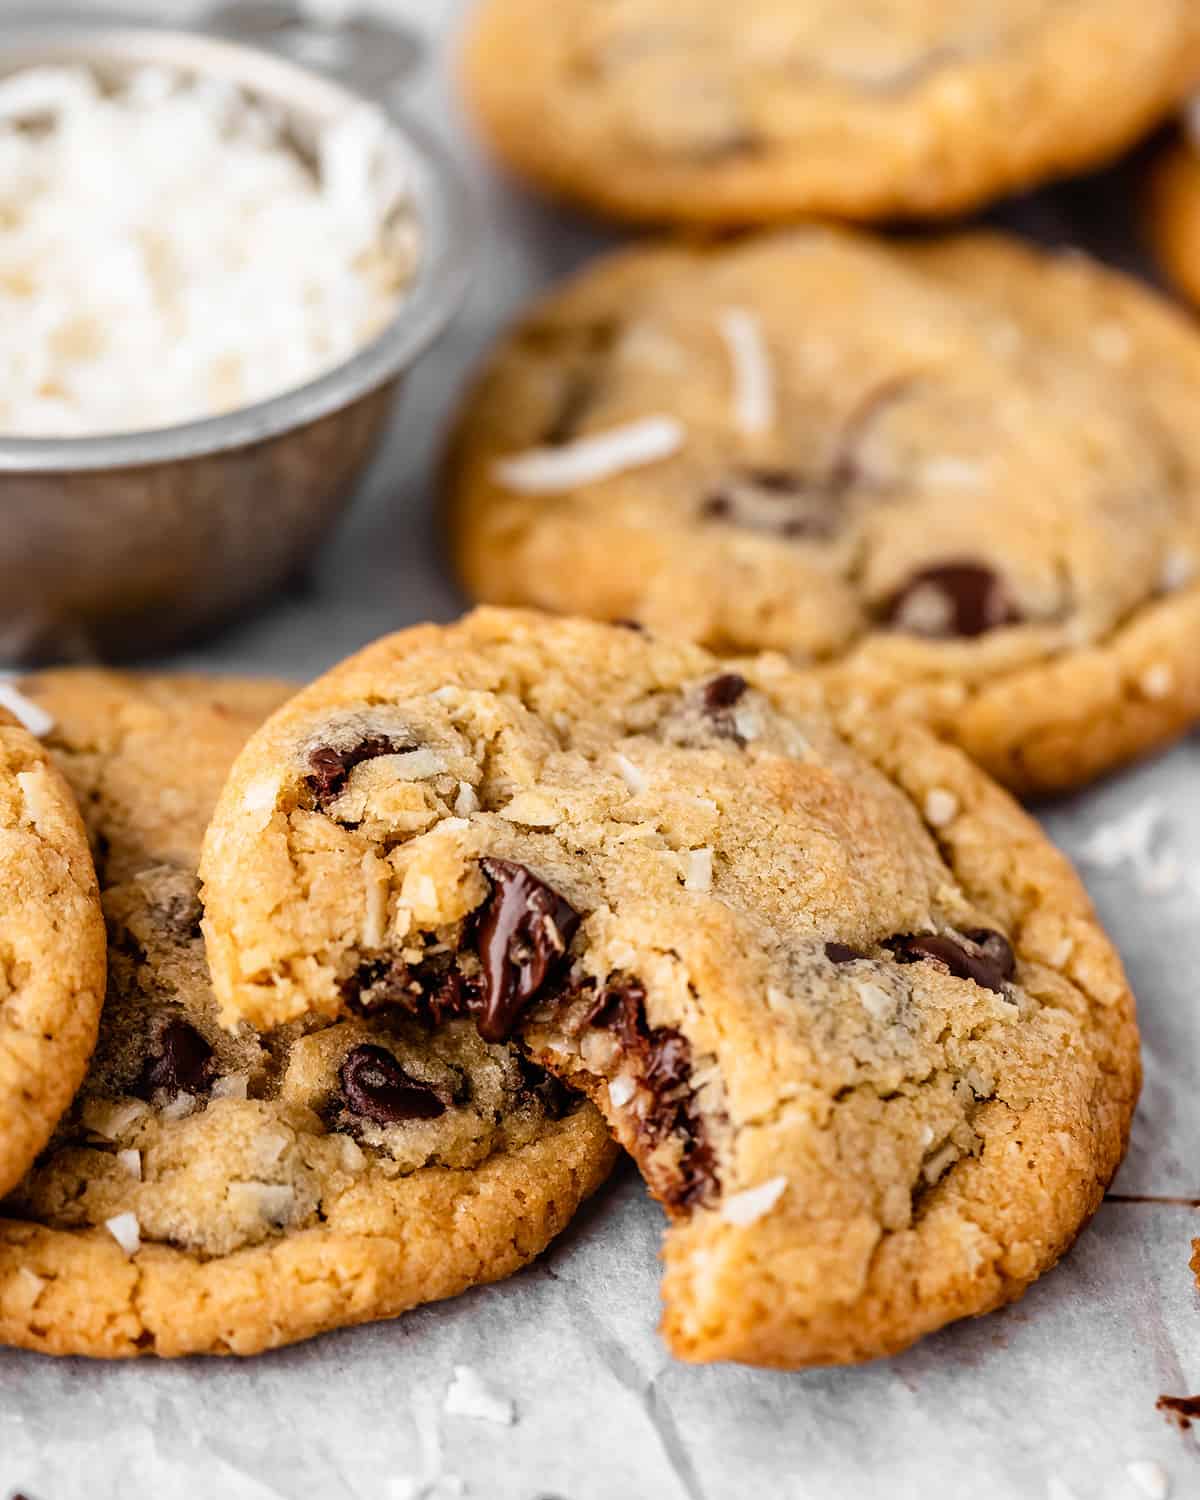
[475,859,580,1043]
[884,930,1014,995]
[962,928,1016,983]
[885,564,1020,639]
[517,1052,576,1121]
[340,1044,447,1125]
[825,942,865,964]
[588,978,718,1209]
[139,1019,214,1097]
[306,734,407,806]
[343,957,478,1026]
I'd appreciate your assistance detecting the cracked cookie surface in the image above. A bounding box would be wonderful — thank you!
[200,609,1139,1367]
[447,229,1200,794]
[0,669,615,1359]
[0,704,105,1199]
[460,0,1200,225]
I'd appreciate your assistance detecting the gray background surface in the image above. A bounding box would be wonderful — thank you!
[2,4,1200,1497]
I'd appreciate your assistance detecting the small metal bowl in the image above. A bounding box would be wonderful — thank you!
[0,16,474,662]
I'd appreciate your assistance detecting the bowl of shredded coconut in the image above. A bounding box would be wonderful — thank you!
[0,19,473,660]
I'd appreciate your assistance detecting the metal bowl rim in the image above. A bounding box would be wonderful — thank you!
[0,21,476,473]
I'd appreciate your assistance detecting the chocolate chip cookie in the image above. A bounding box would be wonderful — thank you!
[446,228,1200,794]
[0,669,615,1359]
[0,693,105,1199]
[199,610,1139,1367]
[1148,115,1200,310]
[460,0,1200,225]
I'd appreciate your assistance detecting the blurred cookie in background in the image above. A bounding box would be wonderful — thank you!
[446,227,1200,795]
[460,0,1200,226]
[1148,107,1200,308]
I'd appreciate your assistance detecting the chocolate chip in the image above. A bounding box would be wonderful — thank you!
[700,673,750,744]
[825,942,865,964]
[474,859,580,1043]
[140,1019,214,1097]
[340,1044,447,1124]
[885,564,1020,639]
[884,930,1014,995]
[587,977,719,1210]
[962,928,1016,983]
[702,673,748,712]
[306,734,407,806]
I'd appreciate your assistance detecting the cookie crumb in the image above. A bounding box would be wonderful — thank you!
[105,1211,141,1256]
[721,1176,787,1226]
[0,680,54,738]
[444,1366,516,1426]
[1126,1460,1170,1498]
[923,787,959,827]
[718,307,774,436]
[493,416,684,494]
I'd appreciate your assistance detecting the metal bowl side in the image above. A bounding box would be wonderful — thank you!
[0,23,474,660]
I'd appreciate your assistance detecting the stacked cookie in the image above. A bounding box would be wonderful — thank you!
[3,0,1200,1370]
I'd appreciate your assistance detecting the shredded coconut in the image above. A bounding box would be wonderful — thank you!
[920,457,985,490]
[82,1097,148,1140]
[0,65,416,437]
[1138,663,1175,700]
[362,851,390,949]
[116,1148,142,1181]
[211,1072,249,1101]
[608,1075,637,1108]
[492,416,684,494]
[443,1366,516,1426]
[1090,322,1132,363]
[1159,550,1196,593]
[721,1176,787,1226]
[0,680,54,737]
[105,1212,141,1256]
[684,847,713,893]
[857,981,896,1023]
[453,781,479,817]
[1076,799,1191,896]
[718,307,774,436]
[15,768,56,835]
[227,1181,296,1227]
[614,753,647,796]
[1126,1460,1170,1499]
[923,787,959,828]
[159,1091,198,1122]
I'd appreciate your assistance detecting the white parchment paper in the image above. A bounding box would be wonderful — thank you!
[2,4,1199,1496]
